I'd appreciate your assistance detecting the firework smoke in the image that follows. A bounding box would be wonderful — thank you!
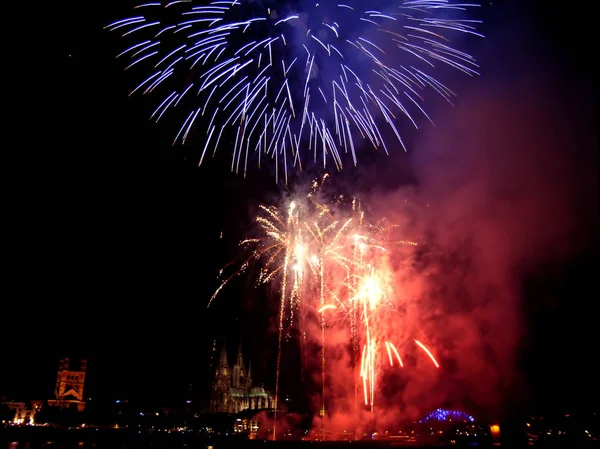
[313,39,597,434]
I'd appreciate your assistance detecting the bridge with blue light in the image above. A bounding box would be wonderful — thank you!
[419,408,475,423]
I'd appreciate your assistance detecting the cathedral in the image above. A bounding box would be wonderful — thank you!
[211,341,274,414]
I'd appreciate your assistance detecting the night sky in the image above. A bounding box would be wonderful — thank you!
[4,0,597,417]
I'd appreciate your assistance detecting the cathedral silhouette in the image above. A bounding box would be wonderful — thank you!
[211,340,274,413]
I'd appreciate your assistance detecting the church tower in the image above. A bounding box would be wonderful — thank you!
[232,340,247,388]
[210,340,231,412]
[48,357,87,411]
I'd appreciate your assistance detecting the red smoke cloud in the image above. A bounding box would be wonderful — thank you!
[301,67,597,435]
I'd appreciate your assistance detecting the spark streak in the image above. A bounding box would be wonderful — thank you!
[107,0,482,180]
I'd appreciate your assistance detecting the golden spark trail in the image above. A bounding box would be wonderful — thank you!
[385,341,393,366]
[273,212,291,441]
[318,304,337,313]
[415,339,440,368]
[389,342,404,367]
[320,259,326,418]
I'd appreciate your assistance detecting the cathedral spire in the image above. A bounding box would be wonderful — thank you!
[219,339,228,368]
[236,339,244,368]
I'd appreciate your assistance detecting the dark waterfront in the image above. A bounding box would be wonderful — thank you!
[1,425,423,449]
[2,425,461,449]
[3,424,598,449]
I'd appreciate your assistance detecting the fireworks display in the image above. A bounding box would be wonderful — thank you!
[106,0,482,181]
[211,175,440,435]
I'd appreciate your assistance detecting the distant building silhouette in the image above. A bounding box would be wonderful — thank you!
[2,401,39,425]
[210,340,274,413]
[47,357,87,411]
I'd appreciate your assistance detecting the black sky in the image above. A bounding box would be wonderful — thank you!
[4,0,597,415]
